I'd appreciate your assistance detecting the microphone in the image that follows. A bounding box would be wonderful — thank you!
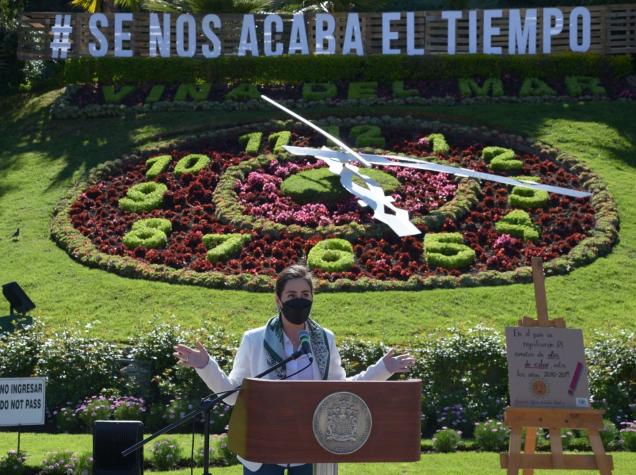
[298,330,313,363]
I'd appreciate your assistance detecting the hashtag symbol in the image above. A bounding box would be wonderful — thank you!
[50,14,73,59]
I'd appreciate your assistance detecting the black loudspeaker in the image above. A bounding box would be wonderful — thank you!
[2,282,35,315]
[93,420,144,475]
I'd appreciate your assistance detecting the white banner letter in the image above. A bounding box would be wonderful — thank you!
[315,13,336,55]
[176,14,196,57]
[238,14,259,56]
[543,7,563,54]
[569,7,591,52]
[89,13,108,57]
[442,10,462,54]
[114,13,133,57]
[264,14,283,56]
[343,13,364,55]
[509,9,537,54]
[483,9,502,54]
[202,14,221,58]
[149,13,170,58]
[289,13,309,55]
[382,12,401,55]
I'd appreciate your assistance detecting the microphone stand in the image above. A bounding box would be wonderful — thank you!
[122,348,308,475]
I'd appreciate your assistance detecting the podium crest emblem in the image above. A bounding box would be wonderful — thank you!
[312,391,372,455]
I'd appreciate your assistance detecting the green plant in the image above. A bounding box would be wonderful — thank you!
[102,85,134,104]
[0,320,44,377]
[481,146,523,172]
[123,218,173,249]
[495,210,540,241]
[565,76,606,96]
[302,82,337,101]
[427,133,449,154]
[424,233,476,270]
[40,450,79,474]
[519,78,556,97]
[621,421,636,451]
[280,167,399,205]
[0,450,27,475]
[432,428,461,453]
[174,82,211,102]
[174,153,210,176]
[225,83,260,101]
[268,131,292,153]
[195,433,239,466]
[54,406,80,433]
[347,81,378,100]
[307,238,355,272]
[349,124,385,148]
[392,80,419,98]
[508,177,548,209]
[151,437,183,471]
[459,78,504,97]
[203,233,251,263]
[599,419,619,449]
[145,154,172,179]
[145,84,165,103]
[118,182,168,213]
[76,396,113,431]
[474,420,509,451]
[239,132,263,155]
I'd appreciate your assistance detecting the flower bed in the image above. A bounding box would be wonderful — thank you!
[50,117,618,291]
[51,75,636,119]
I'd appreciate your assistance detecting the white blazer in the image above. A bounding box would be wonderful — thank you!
[195,324,393,472]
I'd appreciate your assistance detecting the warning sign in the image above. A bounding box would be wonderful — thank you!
[0,377,46,426]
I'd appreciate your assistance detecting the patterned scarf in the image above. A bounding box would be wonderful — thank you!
[263,315,330,380]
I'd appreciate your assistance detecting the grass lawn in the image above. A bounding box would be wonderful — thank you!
[1,432,635,474]
[0,92,635,345]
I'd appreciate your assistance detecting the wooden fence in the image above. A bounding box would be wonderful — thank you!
[17,4,636,60]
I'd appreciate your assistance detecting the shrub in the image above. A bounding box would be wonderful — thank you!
[152,438,183,470]
[203,233,251,263]
[349,124,385,148]
[174,153,210,176]
[0,450,27,475]
[195,433,239,466]
[474,420,509,451]
[432,428,461,453]
[35,331,123,410]
[0,320,44,377]
[509,177,548,209]
[458,78,504,97]
[424,232,476,270]
[302,82,337,101]
[118,182,168,213]
[392,80,419,98]
[413,326,508,437]
[347,81,377,99]
[599,419,619,449]
[481,146,523,172]
[621,421,636,451]
[54,406,80,433]
[76,396,113,430]
[427,133,449,154]
[307,239,355,272]
[280,167,399,205]
[40,450,78,475]
[586,331,636,423]
[519,78,556,97]
[495,210,540,241]
[112,396,146,421]
[225,83,259,101]
[102,85,134,104]
[145,154,172,179]
[174,82,211,102]
[239,132,263,156]
[565,76,606,96]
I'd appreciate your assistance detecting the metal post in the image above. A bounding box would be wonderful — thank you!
[313,463,338,475]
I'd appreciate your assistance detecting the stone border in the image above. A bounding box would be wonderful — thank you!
[50,117,619,292]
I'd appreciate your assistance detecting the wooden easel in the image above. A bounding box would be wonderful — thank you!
[499,257,613,475]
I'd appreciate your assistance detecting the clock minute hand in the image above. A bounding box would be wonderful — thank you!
[260,94,372,168]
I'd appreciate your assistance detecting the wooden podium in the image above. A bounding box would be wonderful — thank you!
[227,378,421,470]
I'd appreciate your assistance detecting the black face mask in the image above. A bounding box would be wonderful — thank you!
[280,298,313,325]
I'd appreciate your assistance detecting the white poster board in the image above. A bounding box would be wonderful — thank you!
[0,377,46,426]
[505,327,590,409]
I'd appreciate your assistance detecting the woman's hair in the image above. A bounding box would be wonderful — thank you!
[275,265,314,298]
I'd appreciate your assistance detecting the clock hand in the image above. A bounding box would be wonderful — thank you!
[284,146,591,199]
[260,94,372,168]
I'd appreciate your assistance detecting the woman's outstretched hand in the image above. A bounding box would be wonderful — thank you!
[173,341,210,369]
[382,348,416,374]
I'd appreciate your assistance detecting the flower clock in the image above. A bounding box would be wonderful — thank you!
[51,115,618,291]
